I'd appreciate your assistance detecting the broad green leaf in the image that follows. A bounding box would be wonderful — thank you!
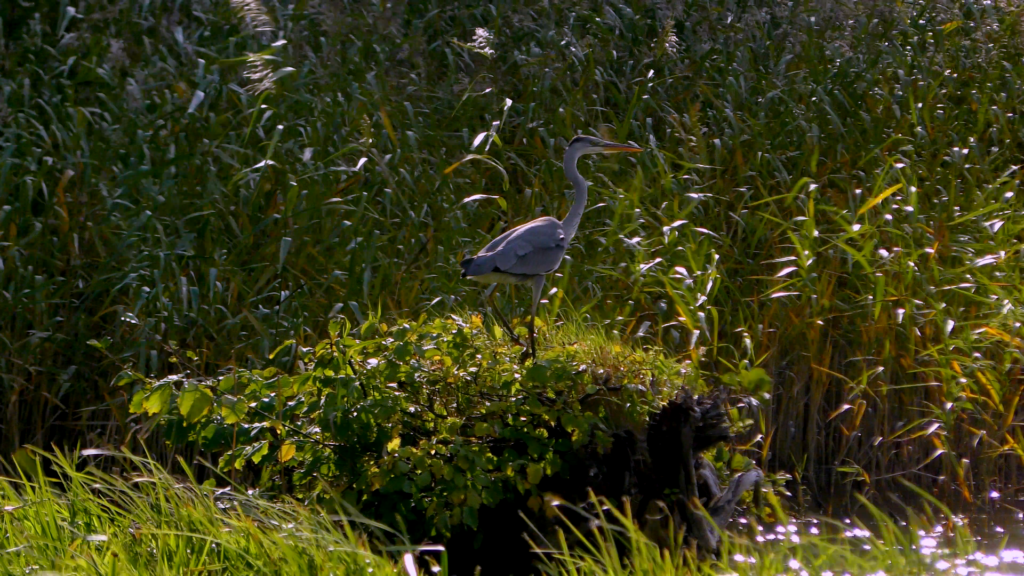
[526,463,543,485]
[201,424,218,441]
[113,371,141,388]
[87,337,111,351]
[281,375,303,397]
[220,447,246,471]
[525,363,550,384]
[386,436,402,453]
[218,375,237,393]
[129,390,145,414]
[141,382,173,415]
[220,396,248,424]
[246,441,270,465]
[393,342,414,362]
[178,383,214,423]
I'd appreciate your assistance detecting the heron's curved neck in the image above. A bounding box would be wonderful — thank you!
[561,146,587,241]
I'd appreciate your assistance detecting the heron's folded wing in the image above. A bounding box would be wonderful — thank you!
[479,224,521,255]
[493,218,567,276]
[500,243,566,276]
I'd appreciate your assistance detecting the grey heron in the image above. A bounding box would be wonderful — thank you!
[460,135,643,359]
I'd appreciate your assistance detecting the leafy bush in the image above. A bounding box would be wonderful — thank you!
[124,317,691,538]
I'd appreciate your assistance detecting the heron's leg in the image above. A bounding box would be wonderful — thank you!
[487,286,525,347]
[521,275,545,362]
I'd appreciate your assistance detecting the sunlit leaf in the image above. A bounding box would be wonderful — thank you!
[270,340,296,359]
[187,90,205,114]
[218,375,237,393]
[857,183,903,216]
[178,383,213,423]
[141,382,173,416]
[442,154,509,190]
[386,436,401,453]
[221,396,248,424]
[278,441,297,463]
[87,337,111,351]
[245,441,270,465]
[270,67,296,81]
[460,194,500,204]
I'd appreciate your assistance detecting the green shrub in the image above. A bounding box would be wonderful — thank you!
[124,316,692,538]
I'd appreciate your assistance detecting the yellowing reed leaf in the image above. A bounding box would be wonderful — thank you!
[982,326,1024,348]
[380,106,398,147]
[857,183,903,216]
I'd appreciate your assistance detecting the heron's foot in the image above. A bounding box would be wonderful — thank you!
[495,321,526,348]
[519,347,534,363]
[519,333,537,363]
[495,320,526,348]
[486,295,526,348]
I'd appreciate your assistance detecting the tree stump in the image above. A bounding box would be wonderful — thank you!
[642,389,763,552]
[445,387,761,574]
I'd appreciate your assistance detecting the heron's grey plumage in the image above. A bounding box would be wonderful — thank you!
[460,217,566,281]
[460,134,642,359]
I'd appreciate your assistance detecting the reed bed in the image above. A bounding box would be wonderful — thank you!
[1,0,1022,506]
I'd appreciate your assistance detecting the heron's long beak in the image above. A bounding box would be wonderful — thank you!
[601,141,643,153]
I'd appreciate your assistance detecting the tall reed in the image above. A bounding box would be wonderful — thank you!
[1,0,1021,502]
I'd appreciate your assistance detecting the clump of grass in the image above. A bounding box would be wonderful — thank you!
[533,494,984,576]
[0,449,401,575]
[2,449,1002,576]
[518,313,694,386]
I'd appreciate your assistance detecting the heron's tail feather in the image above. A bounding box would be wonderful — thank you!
[460,253,497,278]
[459,256,474,279]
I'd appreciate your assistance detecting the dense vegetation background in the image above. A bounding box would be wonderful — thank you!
[2,0,1023,555]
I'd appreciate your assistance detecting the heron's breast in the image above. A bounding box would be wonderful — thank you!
[467,271,536,285]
